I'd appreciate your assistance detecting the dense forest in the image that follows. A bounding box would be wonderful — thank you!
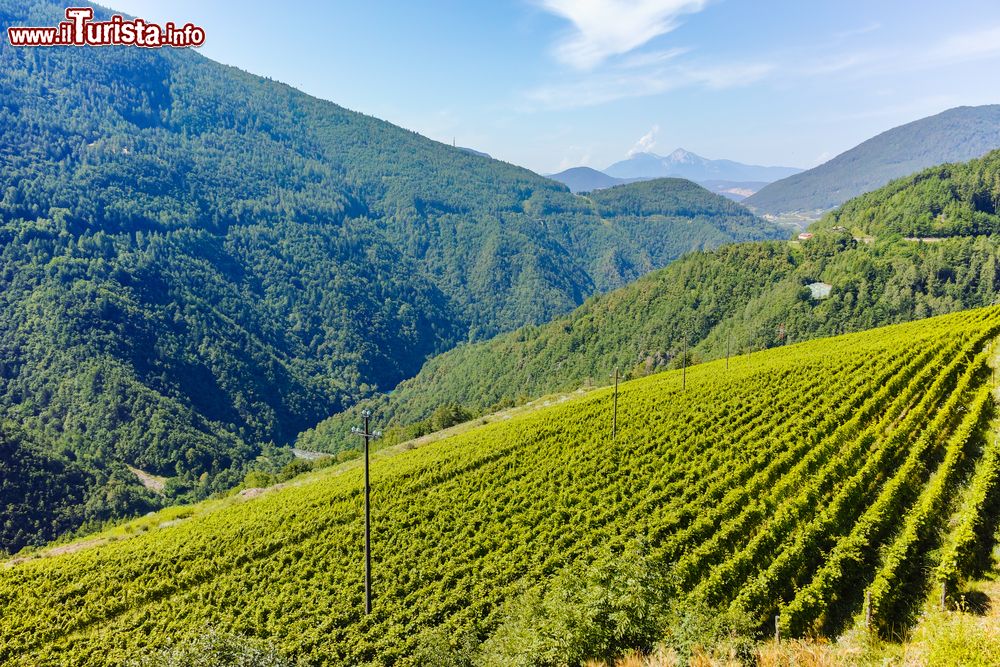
[745,105,1000,215]
[304,151,1000,454]
[0,0,780,552]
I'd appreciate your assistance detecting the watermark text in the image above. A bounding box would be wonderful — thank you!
[7,8,205,48]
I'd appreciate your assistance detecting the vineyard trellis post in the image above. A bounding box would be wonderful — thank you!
[351,409,381,614]
[611,367,619,440]
[774,614,780,643]
[865,590,872,630]
[726,329,731,370]
[682,337,687,391]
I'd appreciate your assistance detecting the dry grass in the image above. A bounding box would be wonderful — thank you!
[590,581,1000,666]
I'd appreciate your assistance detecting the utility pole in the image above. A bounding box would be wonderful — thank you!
[611,367,618,440]
[351,409,381,614]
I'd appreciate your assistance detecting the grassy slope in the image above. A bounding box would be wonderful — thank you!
[3,308,1000,665]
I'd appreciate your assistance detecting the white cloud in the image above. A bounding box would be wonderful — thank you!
[628,124,660,156]
[538,0,708,69]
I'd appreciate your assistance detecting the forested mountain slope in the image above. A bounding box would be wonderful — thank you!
[745,105,1000,215]
[5,309,1000,665]
[818,147,1000,237]
[304,151,1000,453]
[0,0,780,552]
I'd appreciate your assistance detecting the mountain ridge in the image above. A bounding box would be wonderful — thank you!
[745,105,1000,215]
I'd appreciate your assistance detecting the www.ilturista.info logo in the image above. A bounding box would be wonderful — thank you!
[7,7,205,48]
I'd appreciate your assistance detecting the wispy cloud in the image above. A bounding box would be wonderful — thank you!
[800,25,1000,81]
[794,52,873,76]
[538,0,707,70]
[815,95,962,124]
[522,3,1000,113]
[832,22,881,40]
[522,60,772,110]
[628,124,660,156]
[691,62,774,89]
[616,47,690,70]
[925,25,1000,64]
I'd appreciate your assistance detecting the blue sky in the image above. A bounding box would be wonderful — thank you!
[109,1,1000,174]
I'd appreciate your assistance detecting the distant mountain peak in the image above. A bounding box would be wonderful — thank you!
[667,148,697,162]
[605,150,801,183]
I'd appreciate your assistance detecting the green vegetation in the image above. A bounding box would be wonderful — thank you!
[819,148,1000,237]
[308,150,1000,455]
[746,105,1000,215]
[3,309,999,665]
[126,628,292,667]
[0,0,780,551]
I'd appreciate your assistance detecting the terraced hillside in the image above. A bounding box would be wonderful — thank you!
[3,308,1000,665]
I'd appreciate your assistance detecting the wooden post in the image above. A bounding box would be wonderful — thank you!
[940,581,947,611]
[726,329,730,370]
[611,367,618,440]
[865,590,872,630]
[774,614,780,643]
[682,338,687,391]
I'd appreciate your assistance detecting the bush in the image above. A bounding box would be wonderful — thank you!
[658,600,756,664]
[479,542,669,666]
[430,403,473,432]
[127,628,291,667]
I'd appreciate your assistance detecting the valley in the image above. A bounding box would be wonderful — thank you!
[4,1,1000,664]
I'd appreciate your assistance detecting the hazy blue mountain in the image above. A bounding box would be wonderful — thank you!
[745,105,1000,215]
[547,165,769,200]
[605,148,802,182]
[698,180,769,202]
[545,166,643,193]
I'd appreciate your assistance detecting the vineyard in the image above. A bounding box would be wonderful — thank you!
[2,307,1000,665]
